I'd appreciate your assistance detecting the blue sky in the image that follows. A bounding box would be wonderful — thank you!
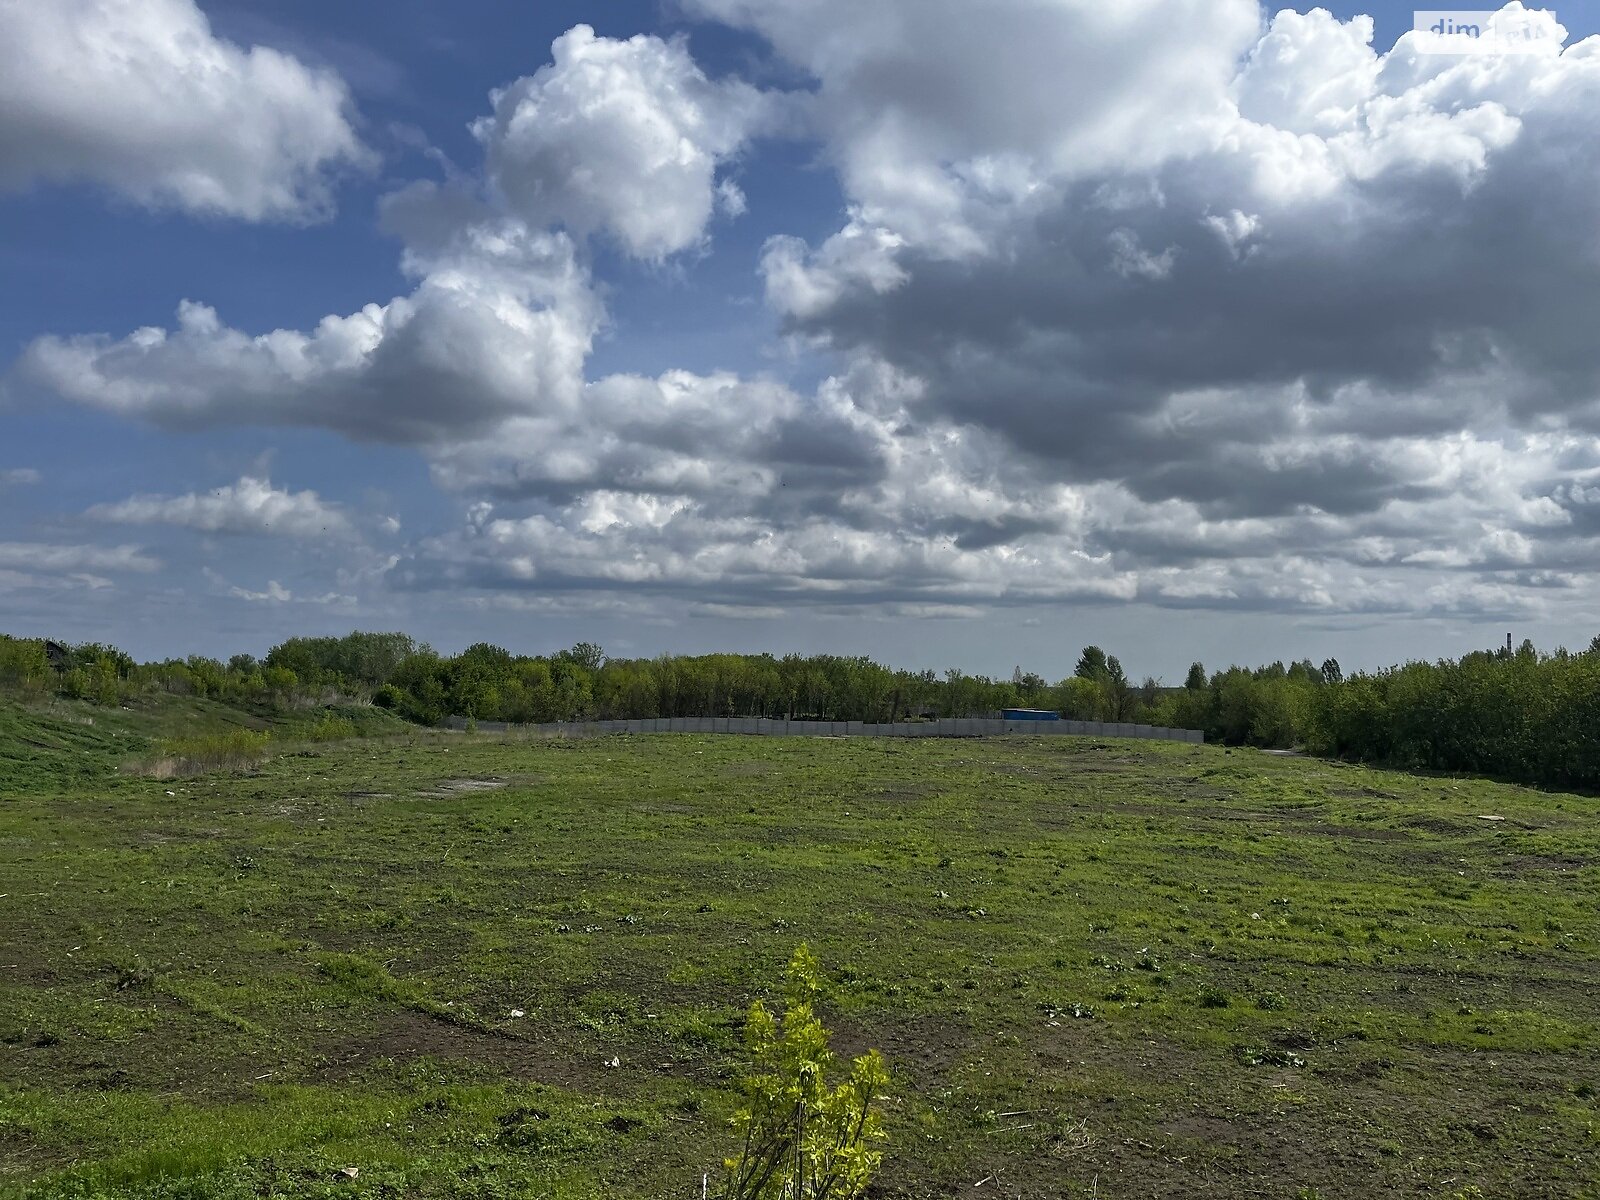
[4,1,1600,680]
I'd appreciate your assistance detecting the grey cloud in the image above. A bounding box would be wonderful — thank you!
[752,7,1600,525]
[943,515,1062,552]
[0,542,159,574]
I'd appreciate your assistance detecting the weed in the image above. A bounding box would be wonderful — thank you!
[146,729,270,776]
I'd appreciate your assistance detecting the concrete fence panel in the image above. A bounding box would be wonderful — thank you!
[444,712,1202,744]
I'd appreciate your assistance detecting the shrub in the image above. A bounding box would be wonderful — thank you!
[304,713,358,742]
[723,945,890,1200]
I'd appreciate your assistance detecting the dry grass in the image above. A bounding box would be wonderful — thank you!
[136,729,271,777]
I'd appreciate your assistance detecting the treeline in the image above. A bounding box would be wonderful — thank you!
[4,630,1599,789]
[1147,639,1600,790]
[305,638,1057,726]
[0,632,1159,725]
[0,633,342,708]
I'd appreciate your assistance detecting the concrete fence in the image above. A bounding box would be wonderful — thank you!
[443,715,1203,744]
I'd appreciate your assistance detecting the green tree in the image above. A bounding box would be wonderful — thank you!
[1074,646,1109,680]
[0,636,51,695]
[1104,655,1134,719]
[559,641,606,671]
[1055,676,1105,720]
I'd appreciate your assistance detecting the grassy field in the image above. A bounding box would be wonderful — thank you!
[1,698,1597,1198]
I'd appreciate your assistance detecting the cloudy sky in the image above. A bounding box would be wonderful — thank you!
[3,0,1600,679]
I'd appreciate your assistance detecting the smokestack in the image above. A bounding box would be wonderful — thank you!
[1507,632,1513,653]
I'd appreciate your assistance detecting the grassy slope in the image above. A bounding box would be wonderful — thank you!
[0,695,411,799]
[0,711,1596,1198]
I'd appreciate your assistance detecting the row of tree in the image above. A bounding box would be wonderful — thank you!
[4,630,1598,789]
[1143,638,1600,789]
[0,634,323,709]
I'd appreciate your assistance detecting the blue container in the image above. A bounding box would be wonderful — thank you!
[1002,708,1060,721]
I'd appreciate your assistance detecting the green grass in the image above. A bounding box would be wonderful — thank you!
[0,706,1596,1197]
[0,695,411,795]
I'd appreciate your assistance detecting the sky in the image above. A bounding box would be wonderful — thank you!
[3,0,1600,682]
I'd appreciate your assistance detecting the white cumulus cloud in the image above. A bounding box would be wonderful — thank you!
[88,475,353,538]
[14,6,1600,631]
[16,214,600,444]
[474,24,777,258]
[0,0,371,221]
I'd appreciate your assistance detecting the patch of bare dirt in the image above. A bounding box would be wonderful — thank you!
[1497,853,1588,876]
[1398,815,1478,836]
[311,1008,611,1091]
[415,778,510,799]
[832,1012,974,1089]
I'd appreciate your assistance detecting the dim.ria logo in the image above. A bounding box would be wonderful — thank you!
[1413,7,1565,53]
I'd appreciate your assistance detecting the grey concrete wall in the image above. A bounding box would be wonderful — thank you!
[445,714,1202,744]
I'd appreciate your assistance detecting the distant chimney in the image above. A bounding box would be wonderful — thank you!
[1507,632,1513,652]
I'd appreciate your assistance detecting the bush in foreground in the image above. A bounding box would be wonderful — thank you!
[723,945,889,1199]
